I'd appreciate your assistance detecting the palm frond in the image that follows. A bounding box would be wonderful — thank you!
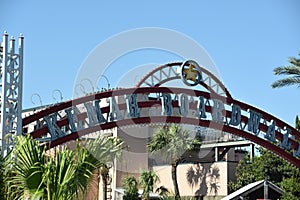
[288,56,300,67]
[4,135,45,200]
[273,66,300,76]
[272,53,300,89]
[3,134,122,200]
[271,77,300,88]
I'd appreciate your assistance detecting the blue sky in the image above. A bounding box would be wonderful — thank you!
[1,0,300,126]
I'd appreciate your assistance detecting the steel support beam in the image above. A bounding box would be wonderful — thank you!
[0,32,24,157]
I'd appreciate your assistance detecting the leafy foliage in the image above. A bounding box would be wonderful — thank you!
[3,134,123,200]
[123,175,139,200]
[271,53,300,88]
[228,147,300,199]
[148,125,199,163]
[4,135,45,199]
[0,152,5,200]
[139,170,160,200]
[155,185,169,198]
[85,135,124,200]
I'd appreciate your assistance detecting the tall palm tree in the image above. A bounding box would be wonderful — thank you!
[148,125,200,200]
[3,134,123,200]
[139,170,159,200]
[85,135,124,200]
[271,53,300,88]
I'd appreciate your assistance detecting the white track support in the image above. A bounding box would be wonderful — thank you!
[0,32,24,157]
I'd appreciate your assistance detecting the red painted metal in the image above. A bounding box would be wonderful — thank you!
[135,62,233,99]
[22,87,300,168]
[45,116,300,169]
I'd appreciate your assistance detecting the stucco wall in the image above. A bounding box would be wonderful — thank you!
[154,162,230,197]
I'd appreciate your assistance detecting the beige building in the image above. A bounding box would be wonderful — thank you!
[111,128,250,200]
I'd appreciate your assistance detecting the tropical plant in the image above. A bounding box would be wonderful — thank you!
[123,175,139,200]
[271,52,300,88]
[269,52,300,199]
[148,124,201,200]
[228,147,300,199]
[4,135,46,199]
[139,170,159,200]
[155,185,169,199]
[0,151,5,200]
[85,135,124,200]
[3,134,123,200]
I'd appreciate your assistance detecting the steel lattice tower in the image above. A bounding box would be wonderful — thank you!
[0,32,24,157]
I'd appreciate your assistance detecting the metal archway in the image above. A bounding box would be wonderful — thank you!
[23,86,300,169]
[136,61,232,98]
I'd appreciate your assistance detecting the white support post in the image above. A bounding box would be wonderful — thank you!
[215,147,219,162]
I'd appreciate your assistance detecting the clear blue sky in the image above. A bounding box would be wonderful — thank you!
[1,0,299,126]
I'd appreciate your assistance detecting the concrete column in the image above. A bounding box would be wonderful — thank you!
[215,147,219,162]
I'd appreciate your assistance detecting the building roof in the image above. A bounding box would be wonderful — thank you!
[221,180,284,200]
[115,188,161,198]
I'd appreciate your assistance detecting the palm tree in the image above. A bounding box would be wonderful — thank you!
[139,170,159,200]
[42,143,99,200]
[271,53,300,88]
[3,134,123,200]
[85,135,124,200]
[122,175,139,200]
[4,135,45,199]
[271,52,300,137]
[148,125,200,200]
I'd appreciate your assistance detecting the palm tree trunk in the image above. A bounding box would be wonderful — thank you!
[102,174,107,200]
[171,161,180,199]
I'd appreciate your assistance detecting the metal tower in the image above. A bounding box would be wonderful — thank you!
[0,32,24,157]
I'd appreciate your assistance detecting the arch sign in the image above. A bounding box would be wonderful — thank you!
[23,61,300,168]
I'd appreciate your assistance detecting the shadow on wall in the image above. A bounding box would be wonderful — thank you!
[186,164,220,197]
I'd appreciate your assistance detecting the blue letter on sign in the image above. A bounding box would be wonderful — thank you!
[161,93,173,116]
[126,94,140,118]
[179,94,189,117]
[212,99,224,123]
[230,104,241,126]
[44,113,65,140]
[110,96,123,121]
[248,110,261,135]
[196,96,206,119]
[65,106,83,132]
[280,129,292,150]
[265,120,276,142]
